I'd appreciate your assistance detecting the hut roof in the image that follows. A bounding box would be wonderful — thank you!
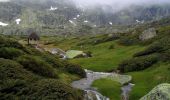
[28,32,40,41]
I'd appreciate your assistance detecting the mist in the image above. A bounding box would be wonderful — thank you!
[71,0,170,12]
[0,0,10,2]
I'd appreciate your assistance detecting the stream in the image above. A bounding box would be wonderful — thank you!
[71,69,135,100]
[37,47,134,100]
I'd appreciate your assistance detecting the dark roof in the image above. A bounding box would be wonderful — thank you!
[28,32,40,40]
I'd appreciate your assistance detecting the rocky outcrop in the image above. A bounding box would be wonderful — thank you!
[139,28,157,41]
[140,83,170,100]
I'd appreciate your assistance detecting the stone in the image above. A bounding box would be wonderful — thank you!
[139,28,157,41]
[140,83,170,100]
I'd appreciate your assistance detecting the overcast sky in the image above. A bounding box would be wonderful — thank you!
[70,0,170,12]
[0,0,9,2]
[71,0,170,6]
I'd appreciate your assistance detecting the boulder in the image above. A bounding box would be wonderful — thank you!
[140,83,170,100]
[139,28,157,41]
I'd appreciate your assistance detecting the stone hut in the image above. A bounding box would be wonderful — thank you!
[28,32,40,45]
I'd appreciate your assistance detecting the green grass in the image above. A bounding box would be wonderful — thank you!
[92,78,121,100]
[128,62,170,100]
[70,41,146,72]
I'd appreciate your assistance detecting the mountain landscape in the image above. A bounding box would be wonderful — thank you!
[0,0,170,100]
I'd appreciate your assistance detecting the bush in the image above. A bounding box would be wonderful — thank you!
[0,58,37,80]
[134,37,170,57]
[84,51,92,57]
[21,79,83,100]
[118,55,158,73]
[161,50,170,62]
[0,47,24,59]
[93,36,119,45]
[0,36,24,49]
[109,44,115,49]
[41,53,65,68]
[16,55,58,78]
[63,62,86,78]
[118,35,139,46]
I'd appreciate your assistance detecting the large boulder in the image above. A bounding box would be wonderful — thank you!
[139,28,157,41]
[140,83,170,100]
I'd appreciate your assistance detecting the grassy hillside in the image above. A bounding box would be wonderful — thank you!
[129,62,170,99]
[39,18,170,100]
[0,35,85,99]
[40,34,146,72]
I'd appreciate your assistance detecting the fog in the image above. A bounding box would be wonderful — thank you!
[0,0,10,2]
[71,0,170,6]
[71,0,170,11]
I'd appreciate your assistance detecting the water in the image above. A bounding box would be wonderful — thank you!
[71,69,112,100]
[71,69,134,100]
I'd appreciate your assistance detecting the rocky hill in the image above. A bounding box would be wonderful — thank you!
[0,0,170,35]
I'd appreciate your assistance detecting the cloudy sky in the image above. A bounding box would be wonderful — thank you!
[70,0,170,12]
[0,0,9,2]
[71,0,170,6]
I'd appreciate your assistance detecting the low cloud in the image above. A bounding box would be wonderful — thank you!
[0,0,10,2]
[71,0,170,11]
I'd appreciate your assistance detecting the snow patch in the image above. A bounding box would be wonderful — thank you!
[15,18,21,25]
[73,18,77,20]
[0,22,8,26]
[84,20,88,23]
[109,22,113,25]
[77,14,80,18]
[136,19,145,24]
[136,20,140,23]
[49,6,58,11]
[69,20,76,26]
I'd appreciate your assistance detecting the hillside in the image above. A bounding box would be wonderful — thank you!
[0,0,170,35]
[0,35,86,99]
[38,17,170,100]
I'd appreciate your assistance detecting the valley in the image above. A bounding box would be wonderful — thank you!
[0,0,170,100]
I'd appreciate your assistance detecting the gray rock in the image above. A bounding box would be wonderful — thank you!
[139,28,157,41]
[140,83,170,100]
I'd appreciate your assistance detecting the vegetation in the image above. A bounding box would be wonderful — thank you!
[0,35,85,99]
[0,2,170,99]
[16,55,58,78]
[118,55,158,73]
[92,78,121,100]
[0,47,24,59]
[129,63,170,100]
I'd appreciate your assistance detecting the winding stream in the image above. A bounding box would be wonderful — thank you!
[38,47,134,100]
[71,69,134,100]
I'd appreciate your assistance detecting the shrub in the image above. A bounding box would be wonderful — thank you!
[41,53,65,68]
[63,62,86,78]
[16,55,58,78]
[0,58,36,80]
[109,44,115,49]
[0,47,24,59]
[21,79,83,100]
[118,36,139,46]
[134,37,170,57]
[93,36,119,45]
[118,55,158,73]
[161,50,170,62]
[0,36,23,49]
[84,51,92,57]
